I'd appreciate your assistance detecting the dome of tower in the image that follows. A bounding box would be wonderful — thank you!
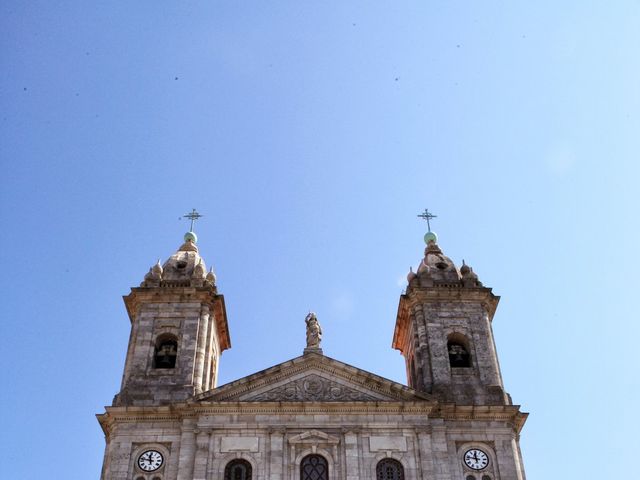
[421,245,460,283]
[161,236,207,282]
[162,249,206,282]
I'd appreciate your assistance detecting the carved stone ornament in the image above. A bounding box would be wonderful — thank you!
[248,374,378,401]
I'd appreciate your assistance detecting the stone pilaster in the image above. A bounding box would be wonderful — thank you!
[430,425,451,480]
[176,419,196,480]
[416,428,435,480]
[203,311,215,390]
[192,429,210,480]
[269,428,285,480]
[193,306,210,394]
[496,433,526,480]
[426,319,449,386]
[343,430,359,480]
[105,440,131,480]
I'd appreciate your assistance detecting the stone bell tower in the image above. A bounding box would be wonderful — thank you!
[392,213,509,405]
[113,226,230,407]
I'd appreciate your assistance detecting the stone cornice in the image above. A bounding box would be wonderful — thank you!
[124,286,216,320]
[404,286,499,314]
[432,404,528,434]
[96,401,437,433]
[97,401,527,434]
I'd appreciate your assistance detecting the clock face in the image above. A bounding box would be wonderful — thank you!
[137,450,164,472]
[464,448,489,470]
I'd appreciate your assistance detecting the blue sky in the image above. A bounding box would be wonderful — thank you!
[1,1,639,478]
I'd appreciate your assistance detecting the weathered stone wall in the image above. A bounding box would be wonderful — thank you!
[116,300,203,405]
[100,407,525,480]
[115,288,225,407]
[396,289,508,406]
[419,300,506,405]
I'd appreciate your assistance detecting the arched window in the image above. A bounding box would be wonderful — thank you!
[447,334,471,368]
[224,459,252,480]
[376,458,404,480]
[466,476,476,480]
[154,335,178,369]
[301,454,328,480]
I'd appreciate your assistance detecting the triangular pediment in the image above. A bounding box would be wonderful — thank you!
[289,430,340,445]
[195,353,431,402]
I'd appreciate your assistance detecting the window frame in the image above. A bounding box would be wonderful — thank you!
[300,453,329,480]
[224,458,253,480]
[376,457,405,480]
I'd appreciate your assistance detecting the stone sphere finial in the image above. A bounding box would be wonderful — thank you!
[424,231,438,245]
[184,231,198,243]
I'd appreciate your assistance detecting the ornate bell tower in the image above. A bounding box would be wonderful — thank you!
[114,219,230,407]
[392,211,509,405]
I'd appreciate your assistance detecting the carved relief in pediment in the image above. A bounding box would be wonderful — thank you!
[247,374,378,401]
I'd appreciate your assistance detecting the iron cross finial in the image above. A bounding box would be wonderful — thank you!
[182,208,203,232]
[417,209,437,232]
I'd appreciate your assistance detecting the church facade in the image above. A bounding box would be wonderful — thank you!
[97,226,528,480]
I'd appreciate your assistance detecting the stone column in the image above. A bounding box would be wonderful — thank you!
[193,306,210,394]
[203,311,215,390]
[269,429,285,480]
[343,430,359,480]
[176,419,196,480]
[192,429,210,480]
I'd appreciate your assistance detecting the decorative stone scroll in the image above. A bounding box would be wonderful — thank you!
[248,374,378,401]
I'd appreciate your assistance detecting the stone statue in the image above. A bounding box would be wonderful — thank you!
[305,312,322,349]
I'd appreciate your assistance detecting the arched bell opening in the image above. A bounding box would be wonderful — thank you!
[153,334,178,369]
[447,333,472,368]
